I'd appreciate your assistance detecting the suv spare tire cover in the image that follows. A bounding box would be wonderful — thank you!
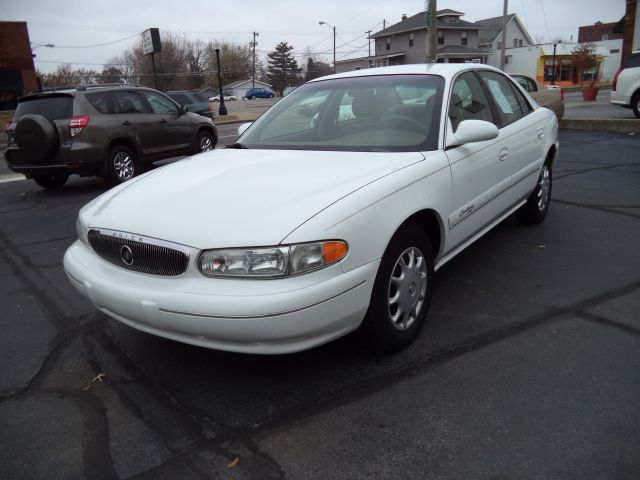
[15,114,59,164]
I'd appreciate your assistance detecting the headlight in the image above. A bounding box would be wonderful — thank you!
[198,241,348,278]
[76,217,88,244]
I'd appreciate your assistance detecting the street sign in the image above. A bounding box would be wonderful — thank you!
[141,28,161,55]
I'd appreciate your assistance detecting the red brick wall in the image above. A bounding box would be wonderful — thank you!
[578,23,623,43]
[0,21,38,94]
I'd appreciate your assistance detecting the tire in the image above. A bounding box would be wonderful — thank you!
[358,224,434,352]
[213,98,219,102]
[516,160,552,225]
[632,91,640,119]
[106,145,137,185]
[247,96,254,100]
[194,130,215,154]
[15,114,59,163]
[33,175,68,189]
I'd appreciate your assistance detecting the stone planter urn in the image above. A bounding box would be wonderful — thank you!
[581,86,599,101]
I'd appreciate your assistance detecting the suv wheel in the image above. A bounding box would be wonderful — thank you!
[195,130,215,153]
[33,174,68,189]
[107,145,137,184]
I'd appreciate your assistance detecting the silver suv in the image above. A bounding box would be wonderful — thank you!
[611,52,640,118]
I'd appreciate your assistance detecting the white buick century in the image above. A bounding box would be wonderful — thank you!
[64,64,558,354]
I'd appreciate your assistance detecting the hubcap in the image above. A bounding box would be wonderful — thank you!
[388,247,428,331]
[113,152,134,181]
[200,135,213,151]
[537,165,550,212]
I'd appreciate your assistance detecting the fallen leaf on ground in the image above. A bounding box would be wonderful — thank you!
[228,458,240,468]
[82,372,106,391]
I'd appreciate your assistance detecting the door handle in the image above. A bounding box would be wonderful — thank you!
[159,119,168,124]
[122,120,130,126]
[537,129,544,139]
[498,147,509,161]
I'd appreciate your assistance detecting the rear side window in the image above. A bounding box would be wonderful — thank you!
[86,92,116,114]
[478,71,526,127]
[15,96,73,122]
[112,91,148,114]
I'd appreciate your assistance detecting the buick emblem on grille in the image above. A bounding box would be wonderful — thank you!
[120,245,134,266]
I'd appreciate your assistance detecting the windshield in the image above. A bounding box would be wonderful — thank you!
[238,74,444,152]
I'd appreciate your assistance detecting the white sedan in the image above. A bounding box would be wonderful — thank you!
[64,64,558,354]
[209,94,237,102]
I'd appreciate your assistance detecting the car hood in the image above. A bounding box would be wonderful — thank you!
[82,148,425,248]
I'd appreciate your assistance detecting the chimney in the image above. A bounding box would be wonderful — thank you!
[402,14,408,21]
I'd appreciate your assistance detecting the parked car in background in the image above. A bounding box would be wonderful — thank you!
[611,51,640,118]
[245,88,275,99]
[210,94,238,102]
[510,73,565,119]
[166,91,214,119]
[4,84,217,188]
[65,64,558,355]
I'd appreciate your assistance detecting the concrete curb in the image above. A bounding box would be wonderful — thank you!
[559,118,640,134]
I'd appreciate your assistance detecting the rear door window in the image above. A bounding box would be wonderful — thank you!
[112,91,149,114]
[15,96,73,122]
[86,92,116,114]
[478,71,525,127]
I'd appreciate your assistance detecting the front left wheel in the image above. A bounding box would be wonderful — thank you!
[358,224,434,352]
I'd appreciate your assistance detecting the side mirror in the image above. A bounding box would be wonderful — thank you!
[179,105,189,114]
[237,122,252,136]
[446,120,498,148]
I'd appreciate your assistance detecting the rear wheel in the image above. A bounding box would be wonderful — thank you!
[107,145,137,185]
[358,224,434,352]
[33,174,68,189]
[516,160,552,224]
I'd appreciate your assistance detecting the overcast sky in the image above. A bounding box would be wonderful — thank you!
[3,0,627,73]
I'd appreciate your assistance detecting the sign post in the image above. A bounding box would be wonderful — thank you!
[141,28,162,89]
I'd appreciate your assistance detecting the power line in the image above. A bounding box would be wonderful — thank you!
[33,33,140,49]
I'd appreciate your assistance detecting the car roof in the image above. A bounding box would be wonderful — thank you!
[309,63,505,83]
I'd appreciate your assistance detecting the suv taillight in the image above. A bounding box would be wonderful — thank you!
[69,115,89,136]
[612,68,623,92]
[4,117,11,131]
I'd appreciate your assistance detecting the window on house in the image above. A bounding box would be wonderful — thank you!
[602,34,609,41]
[513,39,518,47]
[409,33,414,47]
[518,39,523,47]
[461,31,467,46]
[438,30,444,45]
[386,37,391,50]
[497,41,502,49]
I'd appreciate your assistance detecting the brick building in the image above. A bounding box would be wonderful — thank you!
[0,22,38,110]
[578,21,624,43]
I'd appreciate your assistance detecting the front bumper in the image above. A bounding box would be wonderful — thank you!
[64,240,378,354]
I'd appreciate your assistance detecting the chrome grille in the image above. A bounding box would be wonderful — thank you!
[88,229,189,276]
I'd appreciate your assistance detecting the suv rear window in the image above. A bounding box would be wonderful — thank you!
[15,95,73,122]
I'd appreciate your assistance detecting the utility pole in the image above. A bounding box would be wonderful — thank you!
[366,30,372,58]
[500,0,508,70]
[427,0,437,63]
[319,21,336,73]
[215,48,227,116]
[252,32,259,88]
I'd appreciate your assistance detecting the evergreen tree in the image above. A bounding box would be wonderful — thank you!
[266,42,300,96]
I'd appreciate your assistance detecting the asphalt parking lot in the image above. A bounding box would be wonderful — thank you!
[1,130,639,479]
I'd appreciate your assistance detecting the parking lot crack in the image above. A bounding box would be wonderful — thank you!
[576,310,640,336]
[551,199,640,220]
